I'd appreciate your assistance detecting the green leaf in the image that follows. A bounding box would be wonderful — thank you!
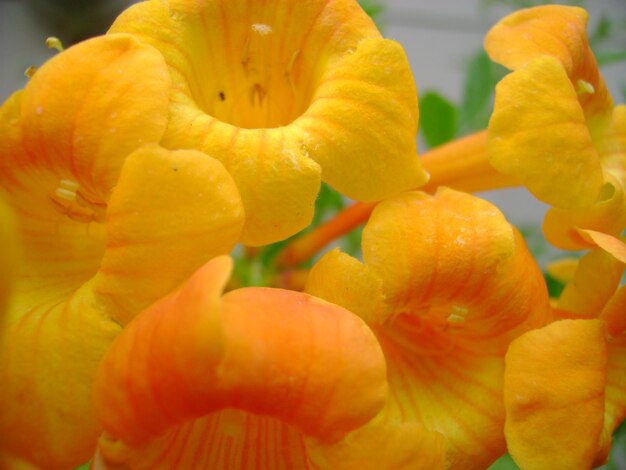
[358,0,385,21]
[590,14,612,45]
[596,50,626,66]
[460,50,502,131]
[487,454,519,470]
[419,91,458,148]
[544,272,566,299]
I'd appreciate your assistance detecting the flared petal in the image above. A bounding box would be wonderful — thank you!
[557,248,625,317]
[295,36,426,201]
[307,410,446,470]
[362,188,550,351]
[542,179,626,250]
[0,34,171,304]
[0,145,243,468]
[504,320,608,469]
[305,247,388,325]
[601,321,626,462]
[16,33,170,200]
[109,0,426,245]
[307,189,551,468]
[92,145,244,323]
[0,284,123,468]
[600,286,626,339]
[488,56,603,209]
[93,256,387,468]
[545,257,579,285]
[576,230,626,264]
[484,5,612,125]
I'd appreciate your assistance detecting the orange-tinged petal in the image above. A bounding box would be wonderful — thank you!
[576,229,626,264]
[362,188,550,352]
[18,33,170,200]
[305,247,388,325]
[600,286,626,339]
[600,334,626,463]
[545,257,579,285]
[488,55,603,209]
[484,5,612,124]
[0,145,243,468]
[557,248,625,316]
[307,411,446,470]
[110,0,426,245]
[93,257,387,468]
[504,319,608,469]
[295,36,427,202]
[94,411,315,470]
[92,145,244,323]
[0,194,18,316]
[0,284,123,468]
[379,338,508,470]
[307,189,551,468]
[542,179,626,250]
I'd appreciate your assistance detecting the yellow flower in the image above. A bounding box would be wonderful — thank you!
[108,0,428,246]
[305,188,551,468]
[503,248,626,468]
[486,5,626,260]
[0,35,245,468]
[91,256,388,469]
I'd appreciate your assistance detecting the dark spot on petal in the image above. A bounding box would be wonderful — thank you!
[219,92,225,101]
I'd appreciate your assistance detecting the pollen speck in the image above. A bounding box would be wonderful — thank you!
[45,37,64,52]
[251,23,273,36]
[25,66,37,78]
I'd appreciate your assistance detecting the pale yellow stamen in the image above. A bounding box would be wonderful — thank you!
[59,179,80,191]
[446,305,468,324]
[54,188,77,201]
[577,79,595,95]
[45,37,64,52]
[49,179,106,224]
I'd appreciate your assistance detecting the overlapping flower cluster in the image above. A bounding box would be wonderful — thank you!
[0,1,624,469]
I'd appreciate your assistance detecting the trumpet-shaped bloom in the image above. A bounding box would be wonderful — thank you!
[0,35,244,468]
[305,188,551,468]
[92,256,388,469]
[108,0,428,246]
[503,248,626,468]
[486,6,626,257]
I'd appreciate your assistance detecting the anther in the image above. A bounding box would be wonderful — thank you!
[59,179,79,191]
[54,188,76,201]
[45,37,64,52]
[577,79,595,95]
[24,66,37,78]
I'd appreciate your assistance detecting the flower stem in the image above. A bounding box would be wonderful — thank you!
[278,130,518,267]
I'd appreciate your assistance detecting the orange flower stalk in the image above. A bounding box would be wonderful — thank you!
[503,247,626,468]
[305,188,551,468]
[0,35,245,468]
[108,0,429,246]
[486,5,626,258]
[92,256,388,469]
